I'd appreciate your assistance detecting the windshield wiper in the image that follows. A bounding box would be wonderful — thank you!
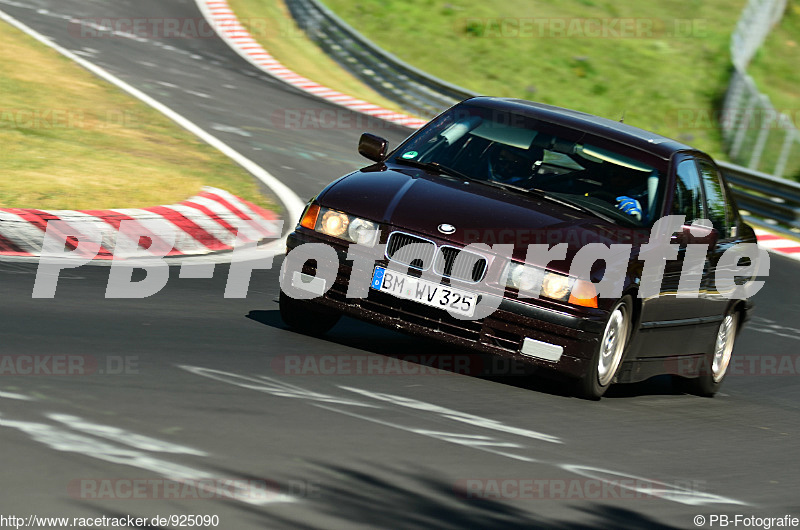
[393,159,521,193]
[393,158,474,182]
[522,187,618,224]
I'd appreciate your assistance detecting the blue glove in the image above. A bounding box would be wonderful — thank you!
[615,196,642,221]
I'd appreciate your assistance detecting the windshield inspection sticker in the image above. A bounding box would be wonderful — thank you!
[401,151,418,159]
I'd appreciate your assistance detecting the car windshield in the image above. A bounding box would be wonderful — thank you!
[390,103,667,227]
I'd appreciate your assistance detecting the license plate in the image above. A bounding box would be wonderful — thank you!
[370,267,477,317]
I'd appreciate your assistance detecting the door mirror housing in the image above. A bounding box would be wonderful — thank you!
[672,221,717,247]
[358,133,388,162]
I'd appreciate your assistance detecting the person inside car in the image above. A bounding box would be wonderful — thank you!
[486,143,543,186]
[601,168,656,222]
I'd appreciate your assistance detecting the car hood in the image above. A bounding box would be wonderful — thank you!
[318,165,642,269]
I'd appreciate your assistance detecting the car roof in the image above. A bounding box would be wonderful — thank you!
[466,97,695,160]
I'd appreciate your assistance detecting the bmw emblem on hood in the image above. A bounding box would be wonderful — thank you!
[438,223,456,235]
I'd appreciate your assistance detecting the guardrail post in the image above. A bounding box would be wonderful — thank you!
[721,72,746,143]
[747,94,774,171]
[730,88,758,160]
[774,126,797,178]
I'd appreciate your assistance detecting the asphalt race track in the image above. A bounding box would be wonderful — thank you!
[1,1,800,528]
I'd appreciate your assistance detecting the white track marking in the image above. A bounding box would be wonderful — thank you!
[0,413,294,505]
[0,390,34,401]
[178,365,378,407]
[339,385,562,444]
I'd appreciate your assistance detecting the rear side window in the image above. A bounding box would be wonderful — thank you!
[697,160,733,238]
[673,159,704,222]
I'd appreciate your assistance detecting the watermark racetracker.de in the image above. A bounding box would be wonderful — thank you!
[68,477,320,501]
[68,17,305,40]
[0,355,138,376]
[0,108,139,130]
[456,477,709,501]
[456,17,708,39]
[270,353,535,377]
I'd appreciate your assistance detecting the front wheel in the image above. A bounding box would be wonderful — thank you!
[279,291,340,336]
[676,312,738,397]
[575,296,633,400]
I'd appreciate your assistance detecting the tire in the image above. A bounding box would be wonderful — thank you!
[279,291,340,336]
[576,296,633,400]
[676,311,738,397]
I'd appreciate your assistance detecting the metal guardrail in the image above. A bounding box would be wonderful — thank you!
[284,0,477,117]
[719,161,800,238]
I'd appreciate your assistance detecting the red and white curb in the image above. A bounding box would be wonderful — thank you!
[0,187,279,259]
[755,229,800,261]
[196,0,428,129]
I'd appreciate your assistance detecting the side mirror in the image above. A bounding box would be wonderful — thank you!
[672,221,717,247]
[358,133,388,162]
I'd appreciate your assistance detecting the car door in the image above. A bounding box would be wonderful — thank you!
[634,154,714,358]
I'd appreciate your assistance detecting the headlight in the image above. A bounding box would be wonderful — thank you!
[506,262,543,293]
[299,205,379,247]
[541,271,572,301]
[505,262,596,307]
[320,209,349,238]
[348,218,379,246]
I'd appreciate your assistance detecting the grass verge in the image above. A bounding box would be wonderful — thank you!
[0,19,279,211]
[234,0,753,159]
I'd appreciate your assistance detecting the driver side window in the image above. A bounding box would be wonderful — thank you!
[697,159,733,238]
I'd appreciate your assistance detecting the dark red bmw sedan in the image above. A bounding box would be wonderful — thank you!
[279,97,762,399]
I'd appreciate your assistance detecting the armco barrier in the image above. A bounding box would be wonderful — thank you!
[719,161,800,239]
[284,0,477,117]
[0,187,279,258]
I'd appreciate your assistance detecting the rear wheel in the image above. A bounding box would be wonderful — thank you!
[279,291,340,336]
[576,296,632,400]
[677,312,738,397]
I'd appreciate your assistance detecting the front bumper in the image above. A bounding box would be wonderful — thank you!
[284,230,609,379]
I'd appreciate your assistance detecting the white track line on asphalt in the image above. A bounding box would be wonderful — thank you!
[0,390,34,401]
[0,7,305,237]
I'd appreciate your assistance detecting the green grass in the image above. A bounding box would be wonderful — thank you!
[0,20,279,211]
[291,0,749,159]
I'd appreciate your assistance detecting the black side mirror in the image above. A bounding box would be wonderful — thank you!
[358,133,388,162]
[672,221,717,247]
